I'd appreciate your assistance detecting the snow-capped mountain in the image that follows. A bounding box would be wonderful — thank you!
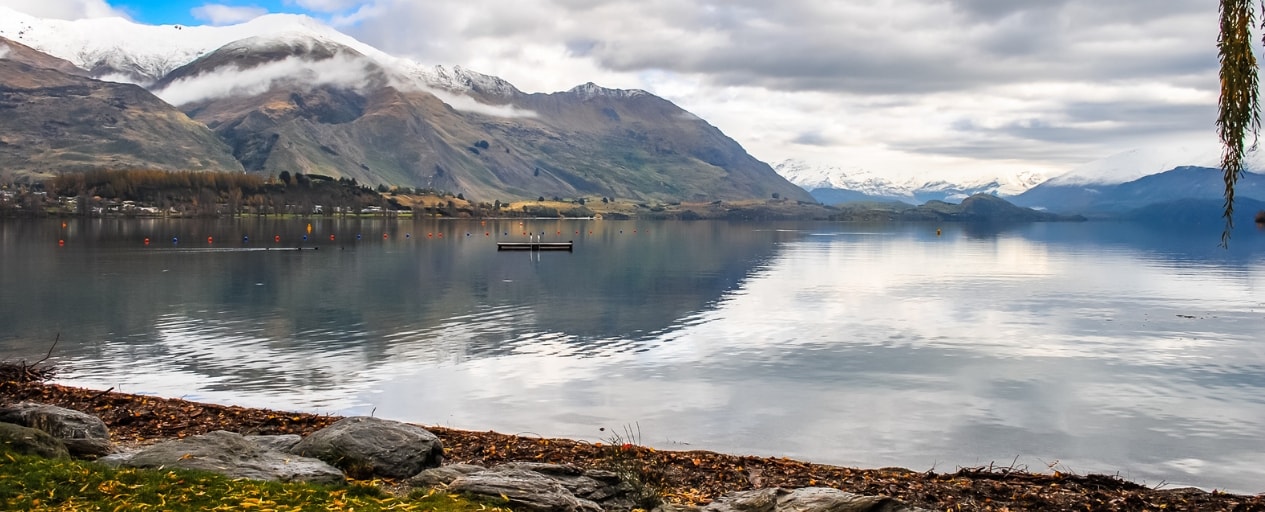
[1043,143,1265,187]
[774,159,1048,203]
[0,6,810,203]
[0,5,531,99]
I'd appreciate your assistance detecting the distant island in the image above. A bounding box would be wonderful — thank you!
[824,193,1085,223]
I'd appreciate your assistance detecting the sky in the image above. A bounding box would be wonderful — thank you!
[0,0,1232,181]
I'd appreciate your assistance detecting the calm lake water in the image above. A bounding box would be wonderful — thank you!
[2,218,1264,492]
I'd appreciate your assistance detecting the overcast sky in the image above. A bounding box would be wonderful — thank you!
[0,0,1230,180]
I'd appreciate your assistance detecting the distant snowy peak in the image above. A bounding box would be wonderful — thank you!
[774,159,1048,199]
[565,82,649,100]
[774,159,869,191]
[1046,144,1265,186]
[1046,145,1221,186]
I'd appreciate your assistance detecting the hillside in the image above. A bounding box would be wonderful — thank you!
[0,37,243,180]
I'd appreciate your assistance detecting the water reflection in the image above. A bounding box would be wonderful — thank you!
[2,219,1264,493]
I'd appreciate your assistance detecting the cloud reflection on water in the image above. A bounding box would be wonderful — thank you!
[8,219,1263,493]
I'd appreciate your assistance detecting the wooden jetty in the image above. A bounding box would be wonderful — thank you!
[496,241,574,251]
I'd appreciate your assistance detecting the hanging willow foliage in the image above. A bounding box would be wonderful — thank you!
[1217,0,1259,246]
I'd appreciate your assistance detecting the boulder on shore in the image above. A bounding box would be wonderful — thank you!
[0,402,112,457]
[0,421,71,459]
[103,430,344,484]
[434,462,641,512]
[291,416,443,479]
[449,468,604,512]
[696,487,932,512]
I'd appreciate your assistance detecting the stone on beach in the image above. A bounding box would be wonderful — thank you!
[101,430,345,484]
[0,421,71,459]
[290,416,444,479]
[0,401,112,457]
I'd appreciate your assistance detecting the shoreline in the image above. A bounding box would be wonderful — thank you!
[2,379,1262,510]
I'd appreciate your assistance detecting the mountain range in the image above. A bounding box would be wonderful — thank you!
[774,158,1048,204]
[785,144,1265,226]
[0,7,811,203]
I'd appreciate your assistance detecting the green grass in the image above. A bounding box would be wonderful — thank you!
[0,446,511,511]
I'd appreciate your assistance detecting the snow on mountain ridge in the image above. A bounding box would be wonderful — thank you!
[567,82,650,100]
[774,159,1048,200]
[0,6,364,84]
[0,5,527,102]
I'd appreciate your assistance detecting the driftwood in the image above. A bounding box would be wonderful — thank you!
[0,334,60,384]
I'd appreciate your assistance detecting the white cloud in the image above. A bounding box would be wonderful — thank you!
[0,0,124,19]
[423,87,538,118]
[155,54,376,106]
[191,4,269,25]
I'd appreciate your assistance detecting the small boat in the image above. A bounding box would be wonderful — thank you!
[497,241,573,251]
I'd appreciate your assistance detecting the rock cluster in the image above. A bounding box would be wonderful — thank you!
[0,401,929,512]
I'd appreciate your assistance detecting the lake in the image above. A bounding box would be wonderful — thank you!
[2,217,1264,493]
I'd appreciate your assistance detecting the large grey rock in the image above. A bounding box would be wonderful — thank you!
[290,416,443,479]
[703,488,930,512]
[111,430,344,484]
[777,488,912,512]
[493,463,635,507]
[406,463,486,487]
[0,422,70,459]
[450,468,603,512]
[0,402,111,456]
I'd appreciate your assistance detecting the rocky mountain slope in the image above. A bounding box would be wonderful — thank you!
[0,36,243,179]
[0,8,810,203]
